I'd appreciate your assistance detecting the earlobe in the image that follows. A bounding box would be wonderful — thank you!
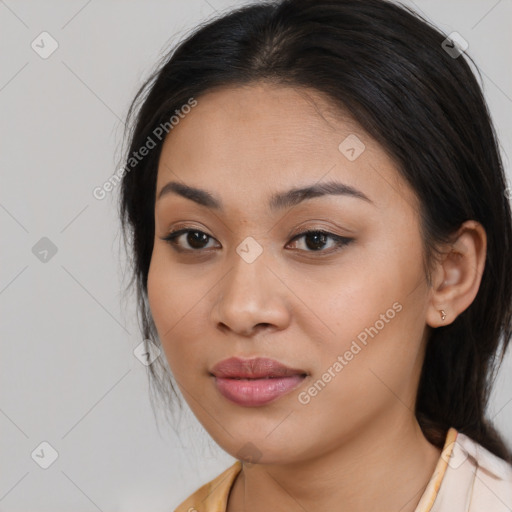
[426,220,487,328]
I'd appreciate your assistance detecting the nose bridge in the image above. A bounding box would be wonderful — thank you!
[225,237,270,308]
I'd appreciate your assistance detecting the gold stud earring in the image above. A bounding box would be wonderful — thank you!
[439,310,447,321]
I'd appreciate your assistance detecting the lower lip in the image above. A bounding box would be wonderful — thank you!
[214,375,306,406]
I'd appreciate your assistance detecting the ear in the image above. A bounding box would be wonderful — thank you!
[426,220,487,328]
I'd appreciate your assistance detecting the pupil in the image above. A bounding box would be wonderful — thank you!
[306,232,327,250]
[188,231,208,249]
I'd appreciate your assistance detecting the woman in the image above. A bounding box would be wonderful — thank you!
[118,0,512,510]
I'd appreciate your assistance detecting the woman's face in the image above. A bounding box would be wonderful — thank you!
[148,82,433,463]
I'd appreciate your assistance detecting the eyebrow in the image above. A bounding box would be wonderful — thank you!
[156,180,373,211]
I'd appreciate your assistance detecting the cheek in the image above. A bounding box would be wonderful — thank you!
[293,230,427,371]
[146,251,208,374]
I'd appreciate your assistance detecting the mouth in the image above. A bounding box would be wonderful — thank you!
[210,356,308,406]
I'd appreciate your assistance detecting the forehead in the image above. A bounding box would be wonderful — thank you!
[156,82,415,213]
[161,82,356,153]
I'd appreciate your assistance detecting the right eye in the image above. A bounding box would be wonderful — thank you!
[160,228,221,252]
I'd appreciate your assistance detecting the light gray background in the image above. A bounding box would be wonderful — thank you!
[1,1,511,511]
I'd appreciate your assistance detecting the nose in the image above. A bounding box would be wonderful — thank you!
[211,247,291,337]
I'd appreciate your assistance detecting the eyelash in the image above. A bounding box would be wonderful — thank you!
[160,227,353,255]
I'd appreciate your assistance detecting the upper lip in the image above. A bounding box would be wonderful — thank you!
[211,357,308,379]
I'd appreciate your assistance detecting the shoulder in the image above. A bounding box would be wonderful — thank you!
[457,433,512,510]
[174,461,242,512]
[433,432,512,511]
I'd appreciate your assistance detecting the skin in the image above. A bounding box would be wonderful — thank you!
[147,82,487,512]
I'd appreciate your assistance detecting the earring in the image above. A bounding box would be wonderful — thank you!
[439,310,447,321]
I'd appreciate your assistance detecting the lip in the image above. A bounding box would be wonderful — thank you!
[210,357,308,407]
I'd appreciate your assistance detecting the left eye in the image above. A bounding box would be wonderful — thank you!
[286,230,353,253]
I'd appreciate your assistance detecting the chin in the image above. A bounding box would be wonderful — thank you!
[216,435,306,466]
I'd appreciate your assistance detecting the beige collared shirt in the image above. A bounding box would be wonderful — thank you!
[174,428,512,511]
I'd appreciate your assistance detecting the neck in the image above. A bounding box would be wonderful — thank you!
[227,415,442,512]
